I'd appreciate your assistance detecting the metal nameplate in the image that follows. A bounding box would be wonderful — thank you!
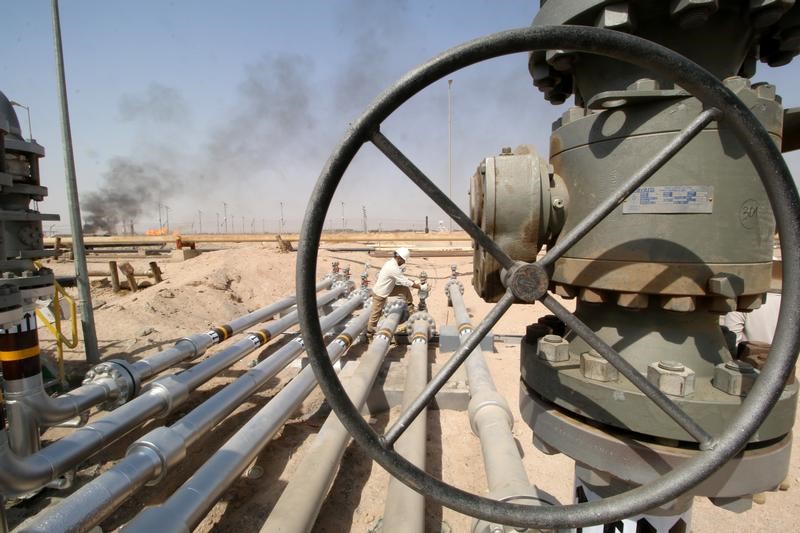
[623,185,713,214]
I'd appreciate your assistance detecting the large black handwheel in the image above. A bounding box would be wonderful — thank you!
[296,25,800,529]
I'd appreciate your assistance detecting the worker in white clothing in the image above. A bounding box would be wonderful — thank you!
[367,247,420,337]
[724,258,782,346]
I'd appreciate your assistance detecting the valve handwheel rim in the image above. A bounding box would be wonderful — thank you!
[296,25,800,529]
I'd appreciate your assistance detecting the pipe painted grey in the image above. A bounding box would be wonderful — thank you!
[127,301,404,533]
[382,316,432,533]
[0,288,344,497]
[260,300,406,533]
[18,279,333,428]
[18,293,365,533]
[447,283,543,533]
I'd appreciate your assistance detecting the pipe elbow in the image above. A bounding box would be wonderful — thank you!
[0,433,55,496]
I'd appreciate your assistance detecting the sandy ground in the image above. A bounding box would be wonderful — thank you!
[7,243,798,532]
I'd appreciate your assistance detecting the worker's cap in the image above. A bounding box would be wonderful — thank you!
[395,247,411,262]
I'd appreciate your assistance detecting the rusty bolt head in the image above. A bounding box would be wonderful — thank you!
[537,334,570,363]
[647,360,696,396]
[596,3,635,31]
[713,360,758,396]
[723,76,751,93]
[580,350,619,382]
[670,0,719,30]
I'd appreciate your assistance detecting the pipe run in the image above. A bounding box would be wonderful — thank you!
[123,300,382,533]
[0,287,344,497]
[19,292,366,533]
[9,278,333,429]
[259,298,407,533]
[382,312,435,533]
[446,281,548,533]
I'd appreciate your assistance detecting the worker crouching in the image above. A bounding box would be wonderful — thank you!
[367,247,421,338]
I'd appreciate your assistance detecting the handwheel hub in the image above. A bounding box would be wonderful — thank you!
[504,262,549,302]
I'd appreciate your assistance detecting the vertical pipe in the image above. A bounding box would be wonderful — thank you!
[260,300,406,533]
[382,316,432,533]
[1,312,43,455]
[51,0,99,363]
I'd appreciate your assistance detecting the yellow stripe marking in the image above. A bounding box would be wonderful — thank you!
[0,345,41,361]
[410,333,428,343]
[336,333,353,348]
[458,323,473,333]
[377,328,394,339]
[256,331,269,345]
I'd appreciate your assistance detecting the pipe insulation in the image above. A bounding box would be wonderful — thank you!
[127,299,407,533]
[19,291,366,533]
[382,313,434,533]
[15,278,333,428]
[0,287,344,497]
[259,299,407,533]
[446,281,544,533]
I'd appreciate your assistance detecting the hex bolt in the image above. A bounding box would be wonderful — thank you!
[670,0,719,30]
[708,273,742,298]
[629,78,660,91]
[596,3,635,31]
[750,0,793,29]
[647,360,696,396]
[546,49,576,72]
[537,334,570,363]
[581,350,619,382]
[713,360,758,396]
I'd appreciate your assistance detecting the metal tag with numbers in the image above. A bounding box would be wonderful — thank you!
[623,185,713,214]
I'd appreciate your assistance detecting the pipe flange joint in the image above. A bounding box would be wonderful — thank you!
[147,376,190,418]
[83,359,138,410]
[332,279,355,295]
[127,426,188,485]
[349,287,372,307]
[467,389,514,436]
[383,298,408,317]
[408,311,436,337]
[444,278,464,296]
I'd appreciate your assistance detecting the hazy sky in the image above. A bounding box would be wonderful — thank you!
[2,1,800,234]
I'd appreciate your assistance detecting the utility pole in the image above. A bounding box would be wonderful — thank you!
[448,78,453,233]
[198,210,202,233]
[362,205,368,233]
[216,212,220,233]
[158,202,163,231]
[280,202,285,234]
[51,0,99,362]
[223,202,228,233]
[164,204,170,233]
[251,218,255,233]
[341,201,345,231]
[241,216,245,234]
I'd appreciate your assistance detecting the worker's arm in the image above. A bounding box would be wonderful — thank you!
[389,265,419,289]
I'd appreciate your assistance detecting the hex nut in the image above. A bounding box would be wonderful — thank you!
[661,296,696,312]
[580,350,619,382]
[579,288,605,304]
[546,49,576,72]
[537,334,570,363]
[670,0,719,30]
[708,273,743,298]
[628,78,660,91]
[750,0,793,29]
[596,3,635,31]
[554,284,576,299]
[713,360,758,396]
[647,360,696,396]
[617,292,649,309]
[737,293,766,311]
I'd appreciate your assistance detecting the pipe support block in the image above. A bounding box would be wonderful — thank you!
[468,389,514,436]
[127,426,188,485]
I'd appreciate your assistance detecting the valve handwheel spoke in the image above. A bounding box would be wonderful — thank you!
[370,130,516,270]
[381,290,514,447]
[297,25,800,529]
